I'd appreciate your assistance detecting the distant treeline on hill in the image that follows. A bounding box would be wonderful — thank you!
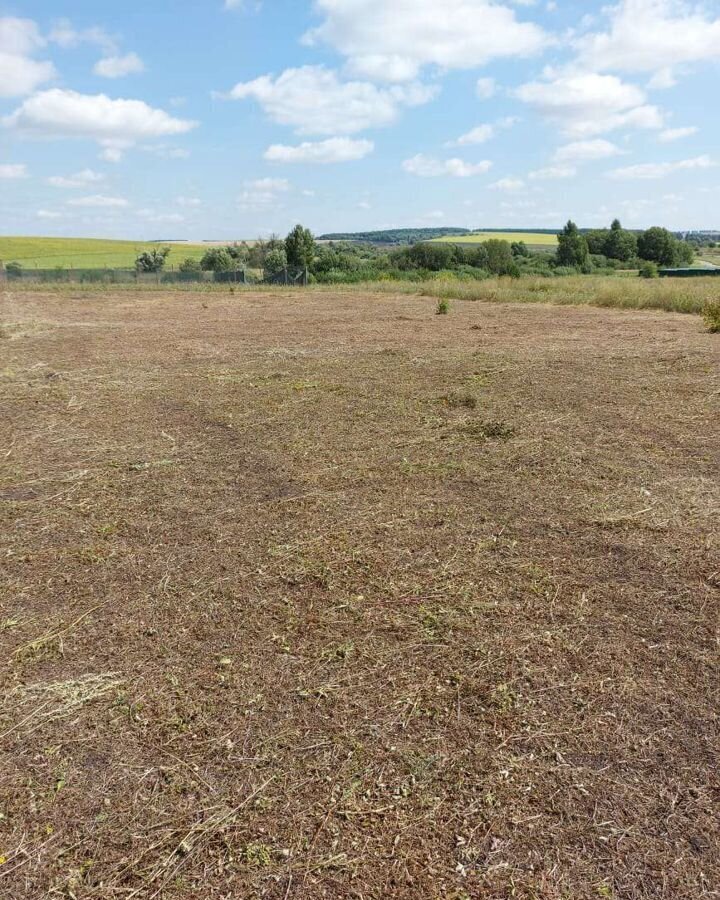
[318,228,470,244]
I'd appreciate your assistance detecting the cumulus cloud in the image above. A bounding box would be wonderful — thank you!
[227,66,437,135]
[47,168,105,188]
[4,89,196,159]
[67,194,129,207]
[553,139,623,163]
[238,177,291,209]
[303,0,550,82]
[608,154,713,179]
[94,52,145,78]
[577,0,720,79]
[402,155,492,177]
[658,126,698,142]
[528,165,577,180]
[515,70,663,137]
[48,19,115,52]
[448,116,517,148]
[0,163,28,179]
[264,137,374,164]
[0,17,56,97]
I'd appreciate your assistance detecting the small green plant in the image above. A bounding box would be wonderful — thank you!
[639,260,659,279]
[436,298,450,315]
[702,299,720,333]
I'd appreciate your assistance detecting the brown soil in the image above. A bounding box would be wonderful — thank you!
[1,287,718,899]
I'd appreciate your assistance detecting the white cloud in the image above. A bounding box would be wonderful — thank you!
[528,165,577,180]
[476,77,497,99]
[227,66,436,135]
[577,0,720,78]
[490,177,525,191]
[515,70,663,137]
[238,177,291,210]
[304,0,550,82]
[554,138,623,162]
[658,126,698,143]
[4,90,196,158]
[67,194,129,207]
[0,17,56,97]
[608,154,713,179]
[37,209,63,219]
[448,116,517,147]
[451,124,495,146]
[94,52,145,79]
[176,196,202,207]
[264,137,374,164]
[0,163,28,179]
[47,168,105,188]
[48,20,115,52]
[402,155,492,177]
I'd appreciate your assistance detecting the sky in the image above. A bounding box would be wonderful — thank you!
[1,0,719,240]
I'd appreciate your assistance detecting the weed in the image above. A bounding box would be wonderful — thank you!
[703,299,720,333]
[436,298,450,315]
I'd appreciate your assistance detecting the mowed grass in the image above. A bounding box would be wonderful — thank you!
[0,236,209,269]
[432,231,559,248]
[1,287,718,899]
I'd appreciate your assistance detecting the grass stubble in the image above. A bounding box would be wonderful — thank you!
[0,281,718,898]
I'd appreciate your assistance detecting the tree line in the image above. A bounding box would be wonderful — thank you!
[132,219,698,282]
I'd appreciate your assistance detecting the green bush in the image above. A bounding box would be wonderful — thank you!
[436,298,450,315]
[703,300,720,333]
[639,261,659,279]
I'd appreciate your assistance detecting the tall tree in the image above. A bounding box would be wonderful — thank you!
[556,220,589,268]
[285,224,316,269]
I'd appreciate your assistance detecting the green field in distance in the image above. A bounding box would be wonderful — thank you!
[0,237,211,269]
[432,232,558,247]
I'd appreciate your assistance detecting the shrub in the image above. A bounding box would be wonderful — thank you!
[639,260,659,279]
[436,298,450,315]
[179,257,201,273]
[5,261,23,278]
[703,300,720,333]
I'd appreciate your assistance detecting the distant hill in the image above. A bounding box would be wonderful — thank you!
[317,228,470,245]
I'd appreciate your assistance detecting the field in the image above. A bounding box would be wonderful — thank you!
[0,237,210,269]
[1,283,719,898]
[432,231,558,248]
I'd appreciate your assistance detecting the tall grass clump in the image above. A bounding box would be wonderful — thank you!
[703,300,720,333]
[436,298,450,315]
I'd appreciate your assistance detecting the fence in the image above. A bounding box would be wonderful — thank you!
[0,264,309,286]
[659,267,720,278]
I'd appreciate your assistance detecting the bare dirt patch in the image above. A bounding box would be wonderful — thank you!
[1,287,718,899]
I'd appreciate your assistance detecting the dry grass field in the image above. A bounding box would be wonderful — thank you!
[1,286,718,899]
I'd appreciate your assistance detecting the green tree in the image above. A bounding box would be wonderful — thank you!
[556,220,589,268]
[200,247,234,272]
[135,247,170,273]
[264,247,287,277]
[637,227,681,266]
[285,224,316,268]
[604,219,637,261]
[484,240,518,275]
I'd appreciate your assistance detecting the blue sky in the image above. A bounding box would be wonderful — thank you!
[1,0,719,239]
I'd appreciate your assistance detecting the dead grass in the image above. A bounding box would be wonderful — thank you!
[1,285,718,898]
